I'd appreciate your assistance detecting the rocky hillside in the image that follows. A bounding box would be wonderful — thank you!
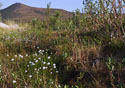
[0,3,72,22]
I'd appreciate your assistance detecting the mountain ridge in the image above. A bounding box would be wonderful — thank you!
[0,3,73,22]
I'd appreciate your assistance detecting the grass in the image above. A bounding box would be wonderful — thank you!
[0,1,125,87]
[0,21,124,87]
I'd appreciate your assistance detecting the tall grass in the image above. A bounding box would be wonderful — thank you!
[0,0,125,88]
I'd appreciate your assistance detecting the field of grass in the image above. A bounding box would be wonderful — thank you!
[0,1,125,88]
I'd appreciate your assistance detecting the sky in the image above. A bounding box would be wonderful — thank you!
[0,0,83,12]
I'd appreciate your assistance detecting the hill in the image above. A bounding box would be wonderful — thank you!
[0,3,72,22]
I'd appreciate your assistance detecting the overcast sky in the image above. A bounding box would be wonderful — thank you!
[0,0,83,12]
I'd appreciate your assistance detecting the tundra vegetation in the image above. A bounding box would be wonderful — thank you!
[0,0,125,88]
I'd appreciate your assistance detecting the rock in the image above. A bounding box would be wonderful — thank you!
[0,22,20,29]
[0,22,10,29]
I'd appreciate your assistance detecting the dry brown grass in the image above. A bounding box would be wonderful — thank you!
[67,46,104,71]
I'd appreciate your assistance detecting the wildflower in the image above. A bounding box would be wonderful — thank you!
[53,65,56,68]
[34,68,37,71]
[43,66,46,70]
[39,67,41,69]
[53,63,56,66]
[25,70,28,73]
[48,56,50,59]
[43,62,46,64]
[19,54,23,58]
[51,81,53,84]
[29,75,32,78]
[26,54,28,57]
[38,57,41,60]
[58,84,61,88]
[38,50,42,53]
[27,65,29,67]
[42,50,44,52]
[11,58,15,62]
[31,62,35,66]
[40,79,42,81]
[56,71,59,73]
[47,62,50,65]
[50,72,53,74]
[7,54,9,57]
[70,57,72,60]
[43,66,48,70]
[35,60,38,63]
[12,80,16,84]
[110,34,112,38]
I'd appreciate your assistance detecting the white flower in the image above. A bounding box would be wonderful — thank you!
[25,70,28,73]
[39,67,41,69]
[34,68,37,71]
[43,66,48,70]
[40,79,42,81]
[38,57,41,60]
[11,58,15,62]
[50,72,53,74]
[47,62,50,65]
[29,75,32,78]
[26,54,28,57]
[7,54,9,57]
[35,60,38,63]
[56,71,59,73]
[58,84,61,88]
[38,50,42,53]
[48,56,50,59]
[13,80,16,84]
[53,66,56,68]
[42,50,44,52]
[53,63,56,66]
[29,61,32,64]
[43,62,46,64]
[31,62,35,66]
[19,54,23,58]
[27,65,29,67]
[43,66,46,70]
[53,64,56,68]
